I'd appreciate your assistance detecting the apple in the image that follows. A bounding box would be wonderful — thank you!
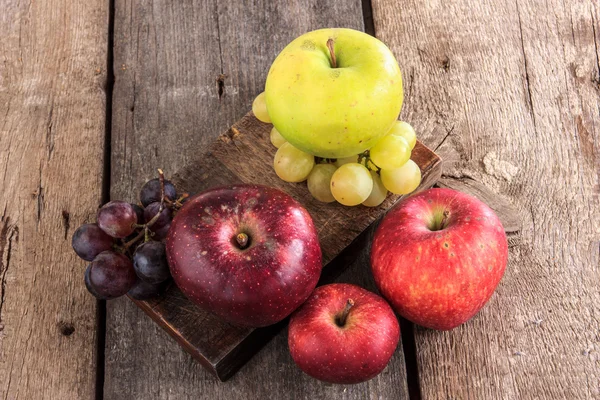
[288,283,400,384]
[371,188,508,330]
[265,28,403,159]
[166,184,322,327]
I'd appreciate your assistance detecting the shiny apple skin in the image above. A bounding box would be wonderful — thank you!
[166,184,322,327]
[371,188,508,330]
[288,283,400,384]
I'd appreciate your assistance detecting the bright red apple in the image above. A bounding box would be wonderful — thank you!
[371,188,508,330]
[288,283,400,384]
[166,184,322,327]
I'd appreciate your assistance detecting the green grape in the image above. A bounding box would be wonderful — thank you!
[362,171,388,207]
[330,163,373,206]
[334,155,358,167]
[274,142,315,182]
[380,159,421,195]
[369,134,411,170]
[252,92,271,123]
[390,121,417,150]
[307,164,337,203]
[270,127,287,148]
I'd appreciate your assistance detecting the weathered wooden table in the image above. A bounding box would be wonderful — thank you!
[1,0,599,399]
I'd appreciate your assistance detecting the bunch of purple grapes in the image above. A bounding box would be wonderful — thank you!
[72,171,185,300]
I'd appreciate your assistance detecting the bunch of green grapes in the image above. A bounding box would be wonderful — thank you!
[253,92,422,207]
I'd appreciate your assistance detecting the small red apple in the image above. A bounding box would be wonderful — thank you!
[166,184,322,327]
[288,283,400,384]
[371,188,508,330]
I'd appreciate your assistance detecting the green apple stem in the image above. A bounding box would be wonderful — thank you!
[327,38,337,68]
[336,299,355,327]
[236,232,250,249]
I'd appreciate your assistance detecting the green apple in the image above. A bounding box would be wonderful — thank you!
[265,28,403,159]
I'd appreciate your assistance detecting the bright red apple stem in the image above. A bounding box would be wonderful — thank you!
[336,299,355,327]
[326,38,337,68]
[236,232,249,249]
[440,210,450,229]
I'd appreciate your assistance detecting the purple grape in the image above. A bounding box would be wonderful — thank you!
[128,278,170,300]
[131,203,145,224]
[144,202,172,230]
[152,222,171,241]
[72,223,114,261]
[97,201,137,238]
[88,251,137,299]
[133,241,171,284]
[140,178,177,207]
[84,264,107,299]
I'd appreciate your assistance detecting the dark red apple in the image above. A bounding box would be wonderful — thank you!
[166,184,322,327]
[288,283,400,384]
[371,188,508,330]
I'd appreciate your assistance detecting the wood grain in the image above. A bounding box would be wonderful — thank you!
[373,0,600,398]
[130,112,441,381]
[107,0,412,398]
[0,0,108,398]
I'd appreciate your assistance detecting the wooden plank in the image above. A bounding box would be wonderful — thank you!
[130,112,441,381]
[107,0,412,398]
[0,0,108,398]
[372,0,600,398]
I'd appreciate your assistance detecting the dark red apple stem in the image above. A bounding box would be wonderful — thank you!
[440,210,450,229]
[327,38,337,68]
[336,299,355,327]
[236,232,249,249]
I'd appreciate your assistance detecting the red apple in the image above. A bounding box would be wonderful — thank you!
[371,188,508,330]
[288,283,400,384]
[166,184,322,327]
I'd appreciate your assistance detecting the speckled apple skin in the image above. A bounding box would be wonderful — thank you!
[371,188,508,330]
[166,184,322,328]
[288,283,400,384]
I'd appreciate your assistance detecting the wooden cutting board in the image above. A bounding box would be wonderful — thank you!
[129,112,442,381]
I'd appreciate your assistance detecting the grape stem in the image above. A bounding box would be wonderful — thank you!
[122,169,168,250]
[358,150,380,173]
[327,38,337,68]
[164,193,189,209]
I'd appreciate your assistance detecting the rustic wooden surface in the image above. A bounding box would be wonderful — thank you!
[0,0,108,399]
[373,0,600,399]
[131,112,440,381]
[1,0,598,398]
[106,0,410,399]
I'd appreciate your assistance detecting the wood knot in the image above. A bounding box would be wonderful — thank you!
[220,127,241,144]
[57,321,75,336]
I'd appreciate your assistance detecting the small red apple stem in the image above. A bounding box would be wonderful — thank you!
[336,299,355,327]
[327,38,337,68]
[236,232,249,249]
[440,210,450,229]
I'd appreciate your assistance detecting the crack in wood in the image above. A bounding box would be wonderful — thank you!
[46,103,55,161]
[214,0,225,100]
[515,0,538,133]
[0,220,17,325]
[216,73,227,100]
[591,9,600,87]
[61,210,70,240]
[36,163,44,228]
[434,125,455,152]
